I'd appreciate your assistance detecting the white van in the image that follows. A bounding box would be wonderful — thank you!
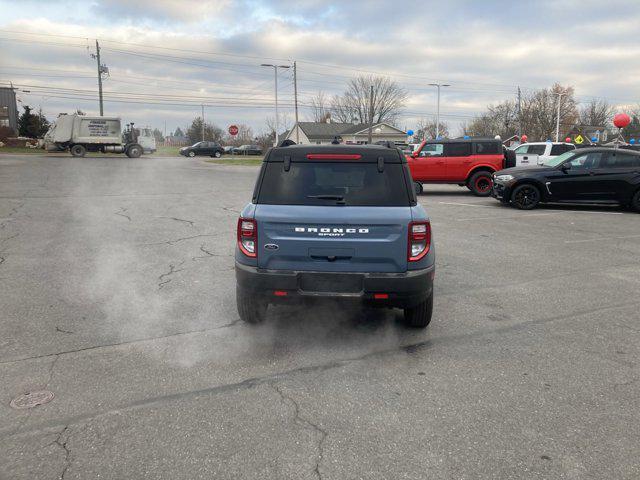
[514,142,575,166]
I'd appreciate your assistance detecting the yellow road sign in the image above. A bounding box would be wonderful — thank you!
[574,135,584,144]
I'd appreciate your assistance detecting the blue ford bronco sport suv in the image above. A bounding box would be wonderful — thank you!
[235,143,435,327]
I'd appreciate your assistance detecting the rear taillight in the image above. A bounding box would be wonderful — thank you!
[408,221,431,262]
[237,217,257,258]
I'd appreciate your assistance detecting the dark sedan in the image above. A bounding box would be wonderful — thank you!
[232,144,262,155]
[492,147,640,211]
[179,141,224,158]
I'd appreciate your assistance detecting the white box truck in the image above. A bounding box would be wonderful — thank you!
[45,114,144,158]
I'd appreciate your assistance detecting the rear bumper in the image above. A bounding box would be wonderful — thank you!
[235,262,435,309]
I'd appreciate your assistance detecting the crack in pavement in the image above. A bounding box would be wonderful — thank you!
[4,298,640,438]
[159,216,195,227]
[272,384,327,480]
[0,318,243,366]
[114,207,131,222]
[55,326,74,335]
[143,234,222,247]
[191,243,232,261]
[158,261,186,289]
[54,426,71,479]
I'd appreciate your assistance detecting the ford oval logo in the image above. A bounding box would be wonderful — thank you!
[264,244,279,250]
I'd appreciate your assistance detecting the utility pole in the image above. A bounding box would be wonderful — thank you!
[293,61,299,143]
[554,92,565,142]
[517,86,522,138]
[93,40,105,116]
[367,84,374,144]
[261,63,290,147]
[428,83,450,139]
[201,104,205,141]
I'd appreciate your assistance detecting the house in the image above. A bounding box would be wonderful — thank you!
[283,121,407,145]
[0,86,18,134]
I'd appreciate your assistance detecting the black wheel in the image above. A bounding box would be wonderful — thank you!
[126,144,143,158]
[631,189,640,213]
[214,151,222,158]
[414,182,423,195]
[511,184,541,210]
[70,144,86,157]
[236,287,267,324]
[404,291,433,328]
[188,150,196,157]
[468,171,493,196]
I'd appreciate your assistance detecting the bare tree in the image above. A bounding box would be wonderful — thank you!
[309,91,331,122]
[414,117,450,141]
[330,75,407,125]
[578,99,613,129]
[520,83,578,140]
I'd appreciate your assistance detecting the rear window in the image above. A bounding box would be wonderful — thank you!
[527,145,546,155]
[257,162,411,206]
[550,144,573,155]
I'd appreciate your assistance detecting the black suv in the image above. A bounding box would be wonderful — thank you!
[492,147,640,211]
[179,141,224,158]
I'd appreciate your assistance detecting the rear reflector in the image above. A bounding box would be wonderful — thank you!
[374,293,389,300]
[306,154,362,160]
[274,290,288,296]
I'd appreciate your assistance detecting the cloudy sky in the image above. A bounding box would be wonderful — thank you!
[1,0,638,137]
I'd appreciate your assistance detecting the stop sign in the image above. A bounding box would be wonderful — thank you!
[228,125,239,136]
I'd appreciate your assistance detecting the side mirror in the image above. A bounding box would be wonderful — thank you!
[561,162,572,172]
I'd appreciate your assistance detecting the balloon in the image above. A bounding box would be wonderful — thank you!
[406,130,414,136]
[591,137,597,142]
[463,135,470,139]
[631,139,636,144]
[613,113,631,129]
[494,135,501,140]
[546,139,552,142]
[565,137,571,143]
[436,135,442,140]
[521,134,528,142]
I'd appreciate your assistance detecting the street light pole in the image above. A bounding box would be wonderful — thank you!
[428,83,450,139]
[554,92,565,142]
[261,63,290,147]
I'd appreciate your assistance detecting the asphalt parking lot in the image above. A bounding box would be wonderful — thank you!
[1,153,639,479]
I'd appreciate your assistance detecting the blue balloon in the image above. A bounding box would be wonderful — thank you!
[591,137,597,142]
[630,138,636,144]
[406,130,414,136]
[546,139,552,142]
[436,135,442,140]
[463,135,470,139]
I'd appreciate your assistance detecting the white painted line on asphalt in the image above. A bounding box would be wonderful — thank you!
[438,202,494,208]
[565,234,640,244]
[455,213,559,221]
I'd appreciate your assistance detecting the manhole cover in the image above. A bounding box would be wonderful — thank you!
[10,390,54,409]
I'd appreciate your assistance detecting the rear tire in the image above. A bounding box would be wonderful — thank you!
[188,150,196,157]
[414,182,423,195]
[126,144,143,158]
[236,287,267,324]
[70,144,86,157]
[511,183,541,210]
[403,291,433,328]
[468,171,493,196]
[631,189,640,213]
[214,151,222,158]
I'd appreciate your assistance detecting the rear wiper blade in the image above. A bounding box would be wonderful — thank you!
[306,195,345,201]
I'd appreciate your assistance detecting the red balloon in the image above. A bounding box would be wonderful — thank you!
[521,134,528,142]
[565,137,571,143]
[613,113,631,129]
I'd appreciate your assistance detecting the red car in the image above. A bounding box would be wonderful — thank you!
[407,138,515,196]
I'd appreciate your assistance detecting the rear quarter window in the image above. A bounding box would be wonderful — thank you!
[476,142,501,154]
[257,162,411,206]
[444,143,472,156]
